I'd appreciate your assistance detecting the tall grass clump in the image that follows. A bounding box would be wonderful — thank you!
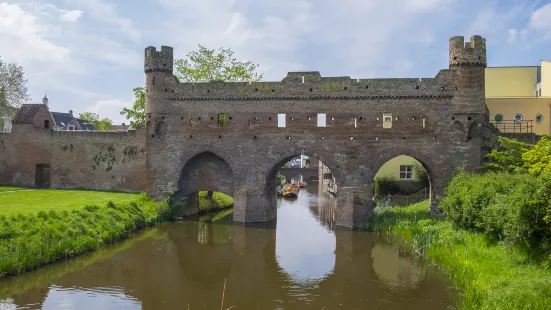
[365,201,551,310]
[440,169,551,265]
[0,192,173,278]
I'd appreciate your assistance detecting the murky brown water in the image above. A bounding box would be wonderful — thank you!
[0,183,456,309]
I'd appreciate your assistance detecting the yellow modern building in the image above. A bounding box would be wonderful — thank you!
[376,60,551,184]
[486,60,551,135]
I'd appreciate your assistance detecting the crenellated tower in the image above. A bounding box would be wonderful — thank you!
[144,46,174,115]
[449,35,487,117]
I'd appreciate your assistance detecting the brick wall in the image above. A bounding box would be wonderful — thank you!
[0,126,146,192]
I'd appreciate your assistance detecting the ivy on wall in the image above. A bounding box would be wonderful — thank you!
[218,113,227,128]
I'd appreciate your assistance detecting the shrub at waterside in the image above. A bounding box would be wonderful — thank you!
[364,201,551,310]
[0,193,173,278]
[440,170,551,262]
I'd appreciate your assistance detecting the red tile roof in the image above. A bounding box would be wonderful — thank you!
[112,125,130,131]
[12,104,45,123]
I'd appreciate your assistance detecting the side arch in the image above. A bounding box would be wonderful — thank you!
[369,149,439,203]
[177,151,234,197]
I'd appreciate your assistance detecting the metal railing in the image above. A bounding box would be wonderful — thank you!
[490,120,533,133]
[383,187,428,207]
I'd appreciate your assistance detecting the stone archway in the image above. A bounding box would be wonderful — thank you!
[171,151,234,216]
[370,149,441,212]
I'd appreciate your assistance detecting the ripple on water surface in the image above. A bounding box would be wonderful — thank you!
[0,186,456,309]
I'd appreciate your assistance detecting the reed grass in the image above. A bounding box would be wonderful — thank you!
[363,200,551,310]
[0,192,172,278]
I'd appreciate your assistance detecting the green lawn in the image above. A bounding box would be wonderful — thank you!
[0,190,140,215]
[0,191,172,278]
[0,186,27,192]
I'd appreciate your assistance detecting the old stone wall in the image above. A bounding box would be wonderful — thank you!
[142,35,489,228]
[0,125,146,192]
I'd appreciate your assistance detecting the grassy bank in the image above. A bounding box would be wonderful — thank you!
[0,191,172,278]
[0,227,167,299]
[198,191,233,213]
[364,201,551,310]
[0,190,143,215]
[0,186,27,192]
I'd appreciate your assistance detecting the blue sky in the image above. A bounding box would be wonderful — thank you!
[1,0,550,124]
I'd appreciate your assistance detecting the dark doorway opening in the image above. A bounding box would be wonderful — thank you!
[35,164,51,188]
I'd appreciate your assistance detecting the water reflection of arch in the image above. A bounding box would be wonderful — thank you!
[168,219,234,286]
[370,234,427,292]
[307,194,337,232]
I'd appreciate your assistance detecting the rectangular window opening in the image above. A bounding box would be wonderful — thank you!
[354,118,357,128]
[422,118,426,128]
[399,165,414,180]
[383,113,392,128]
[317,113,326,127]
[278,113,286,127]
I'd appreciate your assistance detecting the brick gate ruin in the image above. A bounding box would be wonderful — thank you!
[144,35,492,228]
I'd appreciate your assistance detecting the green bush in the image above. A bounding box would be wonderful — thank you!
[440,169,551,263]
[374,176,400,199]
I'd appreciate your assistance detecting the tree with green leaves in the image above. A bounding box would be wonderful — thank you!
[0,57,30,114]
[523,135,551,175]
[121,45,263,128]
[78,112,113,131]
[120,87,146,129]
[483,136,532,173]
[174,45,263,82]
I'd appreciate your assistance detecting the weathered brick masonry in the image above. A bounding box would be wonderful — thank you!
[145,35,493,228]
[0,35,497,228]
[0,122,146,192]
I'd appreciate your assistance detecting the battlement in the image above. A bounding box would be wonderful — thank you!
[152,70,454,100]
[449,35,486,68]
[144,46,173,74]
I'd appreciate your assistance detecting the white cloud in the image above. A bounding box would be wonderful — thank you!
[528,4,551,40]
[84,99,131,124]
[59,9,82,22]
[0,2,71,64]
[508,28,517,43]
[72,0,141,42]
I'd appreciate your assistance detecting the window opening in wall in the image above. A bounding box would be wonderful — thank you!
[494,114,504,123]
[278,113,286,127]
[68,125,75,131]
[44,120,49,129]
[354,118,357,128]
[383,113,392,128]
[514,114,523,123]
[422,118,426,128]
[536,113,543,124]
[400,165,414,180]
[317,113,326,127]
[302,75,305,83]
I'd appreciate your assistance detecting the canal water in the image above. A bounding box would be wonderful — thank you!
[0,182,457,310]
